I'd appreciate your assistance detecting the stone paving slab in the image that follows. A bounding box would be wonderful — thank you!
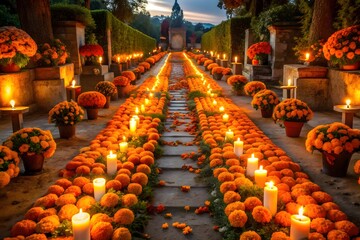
[161,136,194,142]
[163,145,198,155]
[170,100,187,103]
[162,131,193,137]
[157,156,196,169]
[144,208,222,240]
[168,110,189,114]
[159,170,207,187]
[169,103,187,106]
[152,187,209,207]
[165,118,192,124]
[168,106,188,111]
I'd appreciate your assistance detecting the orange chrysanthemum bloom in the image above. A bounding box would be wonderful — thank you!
[228,210,248,227]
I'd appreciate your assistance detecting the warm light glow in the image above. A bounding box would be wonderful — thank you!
[235,56,238,63]
[219,106,225,112]
[135,107,139,114]
[305,53,310,61]
[117,56,120,63]
[346,99,351,108]
[108,150,115,157]
[213,100,217,105]
[210,51,213,57]
[298,206,304,217]
[259,165,263,170]
[288,78,291,86]
[10,100,15,108]
[99,56,102,64]
[223,54,226,60]
[71,79,76,87]
[217,54,219,59]
[123,136,126,142]
[267,181,274,189]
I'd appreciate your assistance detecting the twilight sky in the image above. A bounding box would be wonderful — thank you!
[146,0,227,25]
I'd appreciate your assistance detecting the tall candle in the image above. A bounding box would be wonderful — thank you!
[222,113,229,122]
[130,118,137,133]
[93,178,106,201]
[290,206,310,240]
[264,181,278,216]
[254,165,267,187]
[246,153,258,177]
[119,136,128,153]
[106,150,117,175]
[225,129,234,142]
[72,209,90,240]
[234,138,243,157]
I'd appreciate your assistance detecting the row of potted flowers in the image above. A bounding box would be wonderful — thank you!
[185,52,359,239]
[2,56,172,240]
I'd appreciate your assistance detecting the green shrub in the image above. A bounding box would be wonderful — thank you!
[334,0,360,29]
[51,3,95,28]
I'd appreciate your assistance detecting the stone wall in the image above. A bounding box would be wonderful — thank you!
[328,69,360,106]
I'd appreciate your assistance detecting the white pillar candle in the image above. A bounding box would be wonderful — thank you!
[290,206,310,240]
[106,150,117,175]
[129,118,137,133]
[119,136,128,153]
[234,137,244,157]
[132,115,140,126]
[264,181,278,216]
[225,129,234,142]
[246,153,258,177]
[72,209,90,240]
[93,178,106,201]
[254,165,267,188]
[222,113,229,122]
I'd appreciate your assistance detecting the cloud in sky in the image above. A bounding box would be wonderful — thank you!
[146,0,227,24]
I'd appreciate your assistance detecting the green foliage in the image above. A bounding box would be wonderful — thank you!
[52,220,73,237]
[188,90,206,100]
[251,3,300,41]
[0,52,29,68]
[51,3,95,28]
[91,10,156,55]
[201,16,250,62]
[153,144,163,160]
[334,0,360,29]
[0,5,19,27]
[187,100,196,111]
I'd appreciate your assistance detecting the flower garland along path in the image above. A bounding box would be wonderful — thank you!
[4,52,170,239]
[185,52,359,240]
[144,52,222,239]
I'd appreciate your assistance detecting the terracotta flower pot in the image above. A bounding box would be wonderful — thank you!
[340,62,360,70]
[21,153,45,174]
[58,125,76,139]
[321,151,353,177]
[260,107,273,118]
[283,121,304,138]
[86,108,98,120]
[0,62,21,73]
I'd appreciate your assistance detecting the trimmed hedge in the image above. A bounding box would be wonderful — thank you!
[91,10,156,56]
[51,3,95,28]
[201,16,251,63]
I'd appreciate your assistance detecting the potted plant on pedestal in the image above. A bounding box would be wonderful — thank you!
[272,98,313,137]
[251,89,280,118]
[246,42,271,65]
[306,122,360,177]
[227,75,249,96]
[95,81,117,108]
[3,128,56,174]
[48,100,84,138]
[244,81,267,96]
[77,91,106,119]
[0,26,37,73]
[212,66,225,80]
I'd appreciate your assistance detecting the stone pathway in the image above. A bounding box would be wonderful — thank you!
[144,61,221,239]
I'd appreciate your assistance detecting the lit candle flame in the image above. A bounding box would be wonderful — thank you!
[259,165,263,170]
[346,99,351,108]
[219,106,225,112]
[251,153,255,158]
[217,54,219,59]
[79,208,83,214]
[298,206,304,217]
[267,181,274,189]
[288,79,291,86]
[305,53,310,61]
[235,56,238,63]
[223,54,226,60]
[123,136,126,142]
[99,56,102,64]
[10,100,15,108]
[213,100,217,105]
[71,79,76,87]
[135,107,139,114]
[117,56,120,63]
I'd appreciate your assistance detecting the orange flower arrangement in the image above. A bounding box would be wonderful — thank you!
[77,91,106,109]
[244,81,266,96]
[323,25,360,67]
[247,42,271,60]
[34,39,70,67]
[0,26,37,69]
[121,71,136,82]
[95,81,117,96]
[204,59,214,67]
[227,75,248,92]
[0,146,20,188]
[272,98,313,124]
[251,89,280,110]
[212,66,225,75]
[139,61,151,70]
[3,128,56,158]
[222,68,232,75]
[113,76,130,87]
[207,63,219,71]
[305,122,360,155]
[48,101,84,126]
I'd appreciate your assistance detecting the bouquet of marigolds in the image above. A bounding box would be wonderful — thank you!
[251,89,280,110]
[95,81,117,96]
[323,24,360,67]
[222,68,232,76]
[247,42,271,60]
[212,66,225,75]
[34,39,70,67]
[0,26,37,69]
[121,71,136,82]
[113,76,130,87]
[272,98,313,124]
[244,81,266,96]
[3,128,56,158]
[79,44,104,65]
[227,75,248,92]
[305,122,360,155]
[77,91,106,109]
[48,101,84,126]
[0,146,20,188]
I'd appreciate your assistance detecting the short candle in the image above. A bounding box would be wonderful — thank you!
[235,56,238,63]
[10,100,15,109]
[222,113,229,122]
[234,137,243,157]
[72,208,90,240]
[119,136,128,153]
[246,153,258,177]
[290,206,310,240]
[254,165,267,188]
[129,118,137,133]
[106,150,117,175]
[264,181,278,216]
[346,99,351,109]
[93,178,106,201]
[219,106,225,112]
[225,129,234,142]
[288,78,291,86]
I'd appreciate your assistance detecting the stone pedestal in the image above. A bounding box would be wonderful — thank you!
[33,78,66,111]
[53,21,85,75]
[109,63,122,77]
[232,63,243,75]
[34,63,74,87]
[221,60,228,68]
[242,64,272,83]
[80,65,114,92]
[268,23,302,83]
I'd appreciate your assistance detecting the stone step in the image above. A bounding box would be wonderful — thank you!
[162,131,193,137]
[159,170,207,187]
[168,107,188,111]
[157,156,195,169]
[161,136,194,142]
[170,100,187,103]
[165,118,192,124]
[144,208,221,240]
[168,110,189,114]
[169,104,187,108]
[163,145,198,156]
[152,187,209,207]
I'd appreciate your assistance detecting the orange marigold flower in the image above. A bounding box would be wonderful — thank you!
[223,191,241,204]
[270,231,290,240]
[114,208,135,225]
[327,229,350,240]
[334,220,359,237]
[228,210,248,227]
[274,211,291,227]
[224,201,245,216]
[100,193,120,208]
[308,232,326,240]
[240,230,261,240]
[244,197,263,211]
[310,218,335,234]
[252,206,272,223]
[162,223,169,229]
